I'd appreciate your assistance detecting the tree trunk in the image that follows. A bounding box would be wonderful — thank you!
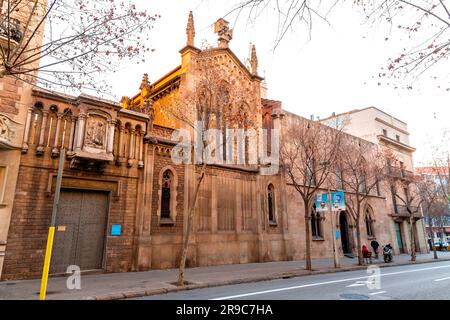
[304,199,312,271]
[428,215,438,259]
[410,217,417,262]
[355,217,364,266]
[177,162,207,286]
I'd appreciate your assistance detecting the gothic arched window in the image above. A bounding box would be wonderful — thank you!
[267,184,275,223]
[365,208,375,237]
[161,170,173,219]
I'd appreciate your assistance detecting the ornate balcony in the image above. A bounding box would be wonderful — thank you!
[0,18,22,51]
[387,166,414,180]
[390,204,422,222]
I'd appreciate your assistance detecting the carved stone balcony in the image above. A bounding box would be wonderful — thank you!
[390,205,422,222]
[0,18,22,51]
[387,166,414,180]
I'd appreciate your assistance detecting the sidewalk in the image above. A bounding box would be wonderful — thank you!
[1,252,450,300]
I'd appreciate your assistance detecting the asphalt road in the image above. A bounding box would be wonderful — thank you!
[134,260,450,300]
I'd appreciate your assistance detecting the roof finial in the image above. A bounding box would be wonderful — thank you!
[250,44,258,76]
[186,11,195,47]
[140,73,150,90]
[214,18,233,48]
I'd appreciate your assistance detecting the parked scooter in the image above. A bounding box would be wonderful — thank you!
[383,243,393,263]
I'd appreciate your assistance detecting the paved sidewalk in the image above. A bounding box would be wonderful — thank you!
[1,252,449,300]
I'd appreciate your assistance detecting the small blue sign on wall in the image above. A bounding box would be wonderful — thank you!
[111,224,122,236]
[335,230,340,239]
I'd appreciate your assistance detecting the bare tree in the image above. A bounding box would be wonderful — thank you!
[227,0,450,87]
[337,137,387,266]
[385,154,423,261]
[280,117,343,270]
[418,177,448,258]
[158,56,256,286]
[0,0,158,95]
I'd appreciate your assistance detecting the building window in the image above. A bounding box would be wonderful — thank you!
[396,135,400,142]
[336,166,344,190]
[311,205,323,239]
[376,180,381,196]
[0,166,7,205]
[391,185,398,214]
[306,158,316,185]
[365,208,375,237]
[160,170,173,219]
[382,129,387,136]
[267,184,276,223]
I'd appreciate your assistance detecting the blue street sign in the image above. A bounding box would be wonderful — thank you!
[111,224,122,236]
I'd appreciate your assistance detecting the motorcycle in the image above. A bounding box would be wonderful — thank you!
[383,244,393,263]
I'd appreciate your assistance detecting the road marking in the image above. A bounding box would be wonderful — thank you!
[434,276,450,282]
[346,281,369,288]
[369,291,387,296]
[210,264,450,300]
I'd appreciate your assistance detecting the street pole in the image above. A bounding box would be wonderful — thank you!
[328,189,340,268]
[39,147,65,300]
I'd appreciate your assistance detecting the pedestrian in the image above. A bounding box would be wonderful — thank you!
[428,238,433,251]
[362,245,372,264]
[370,239,380,259]
[439,241,444,251]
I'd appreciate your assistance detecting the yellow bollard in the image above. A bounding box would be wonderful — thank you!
[39,226,55,300]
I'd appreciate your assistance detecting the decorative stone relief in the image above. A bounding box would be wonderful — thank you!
[0,113,21,149]
[84,115,107,151]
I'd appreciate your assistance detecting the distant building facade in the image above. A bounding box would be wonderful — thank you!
[321,107,428,255]
[416,166,450,241]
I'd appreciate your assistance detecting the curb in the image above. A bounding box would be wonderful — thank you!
[86,258,450,300]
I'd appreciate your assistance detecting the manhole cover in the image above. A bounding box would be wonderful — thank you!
[340,293,370,300]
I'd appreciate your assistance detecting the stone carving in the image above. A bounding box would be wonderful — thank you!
[84,115,107,150]
[0,113,21,149]
[214,18,233,48]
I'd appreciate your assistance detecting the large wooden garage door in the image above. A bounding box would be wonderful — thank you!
[50,189,109,274]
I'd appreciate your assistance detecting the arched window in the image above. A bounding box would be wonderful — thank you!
[267,184,275,223]
[365,208,375,237]
[311,205,323,238]
[161,170,173,219]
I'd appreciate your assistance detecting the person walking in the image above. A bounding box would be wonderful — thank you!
[370,239,380,259]
[362,245,372,264]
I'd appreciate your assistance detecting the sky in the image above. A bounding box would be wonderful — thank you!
[105,0,449,167]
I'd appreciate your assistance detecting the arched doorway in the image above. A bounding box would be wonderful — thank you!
[340,211,352,254]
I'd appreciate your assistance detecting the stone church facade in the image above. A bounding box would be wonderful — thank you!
[0,12,427,280]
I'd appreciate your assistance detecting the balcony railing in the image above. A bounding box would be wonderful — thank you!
[387,166,414,180]
[392,204,422,220]
[0,17,23,43]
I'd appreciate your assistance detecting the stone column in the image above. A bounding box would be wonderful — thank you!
[51,113,63,157]
[116,125,124,165]
[106,120,116,154]
[138,130,145,168]
[127,128,135,167]
[67,116,76,155]
[21,106,34,153]
[36,110,49,155]
[74,112,87,152]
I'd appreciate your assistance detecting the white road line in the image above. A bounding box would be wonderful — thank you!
[346,282,368,288]
[369,291,387,296]
[434,276,450,282]
[210,264,450,300]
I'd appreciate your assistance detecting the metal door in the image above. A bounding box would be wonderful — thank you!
[50,189,108,274]
[395,222,404,254]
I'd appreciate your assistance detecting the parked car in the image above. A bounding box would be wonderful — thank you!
[433,239,449,251]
